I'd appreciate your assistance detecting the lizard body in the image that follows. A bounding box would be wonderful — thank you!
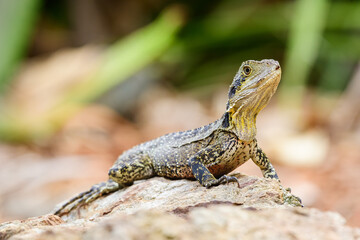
[54,59,282,216]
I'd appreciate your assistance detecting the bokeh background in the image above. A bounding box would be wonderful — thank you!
[0,0,359,226]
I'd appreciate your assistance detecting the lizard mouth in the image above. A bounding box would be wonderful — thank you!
[241,64,281,95]
[260,66,281,89]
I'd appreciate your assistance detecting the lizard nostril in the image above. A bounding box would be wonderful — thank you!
[275,65,280,70]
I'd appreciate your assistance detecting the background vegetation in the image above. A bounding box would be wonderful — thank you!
[0,0,359,141]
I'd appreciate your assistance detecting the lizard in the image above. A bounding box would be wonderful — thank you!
[54,59,290,216]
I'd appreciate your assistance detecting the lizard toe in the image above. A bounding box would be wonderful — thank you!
[54,180,120,216]
[218,175,241,188]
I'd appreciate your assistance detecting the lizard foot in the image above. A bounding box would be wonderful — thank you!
[53,180,120,216]
[205,175,241,188]
[280,186,303,207]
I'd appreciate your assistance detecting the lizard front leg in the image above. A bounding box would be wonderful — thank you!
[251,141,304,206]
[188,135,241,188]
[251,140,279,180]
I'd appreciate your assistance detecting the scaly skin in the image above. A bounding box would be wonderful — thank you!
[54,59,284,216]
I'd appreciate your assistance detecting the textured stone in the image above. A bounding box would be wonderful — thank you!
[57,174,300,221]
[0,215,64,240]
[1,175,359,240]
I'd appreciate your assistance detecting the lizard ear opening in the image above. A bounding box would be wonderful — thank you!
[222,112,230,128]
[228,86,237,98]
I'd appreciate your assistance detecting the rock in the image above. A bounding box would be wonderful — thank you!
[1,174,359,240]
[58,174,301,221]
[0,215,64,240]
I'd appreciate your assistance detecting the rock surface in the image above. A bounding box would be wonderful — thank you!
[1,174,359,240]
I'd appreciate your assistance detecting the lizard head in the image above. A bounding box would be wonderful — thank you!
[226,59,281,114]
[224,59,281,140]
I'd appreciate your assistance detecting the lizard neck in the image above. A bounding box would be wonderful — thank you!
[231,108,257,141]
[223,84,276,141]
[222,101,258,141]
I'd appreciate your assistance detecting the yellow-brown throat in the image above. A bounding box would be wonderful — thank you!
[223,59,281,141]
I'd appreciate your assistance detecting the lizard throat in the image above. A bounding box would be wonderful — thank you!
[226,86,275,141]
[229,108,257,141]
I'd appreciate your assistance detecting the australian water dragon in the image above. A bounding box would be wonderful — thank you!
[54,59,295,216]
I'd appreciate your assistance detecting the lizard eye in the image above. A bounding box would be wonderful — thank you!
[243,65,252,76]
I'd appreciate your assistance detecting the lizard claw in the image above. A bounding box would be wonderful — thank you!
[204,175,241,188]
[218,175,241,188]
[279,185,303,207]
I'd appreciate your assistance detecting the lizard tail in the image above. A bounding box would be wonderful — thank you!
[53,179,121,216]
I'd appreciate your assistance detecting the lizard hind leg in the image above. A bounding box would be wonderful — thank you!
[53,179,120,216]
[108,153,155,185]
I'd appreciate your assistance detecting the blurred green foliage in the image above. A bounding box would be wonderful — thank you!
[0,0,359,142]
[171,0,360,95]
[282,0,328,102]
[0,0,41,92]
[0,7,183,142]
